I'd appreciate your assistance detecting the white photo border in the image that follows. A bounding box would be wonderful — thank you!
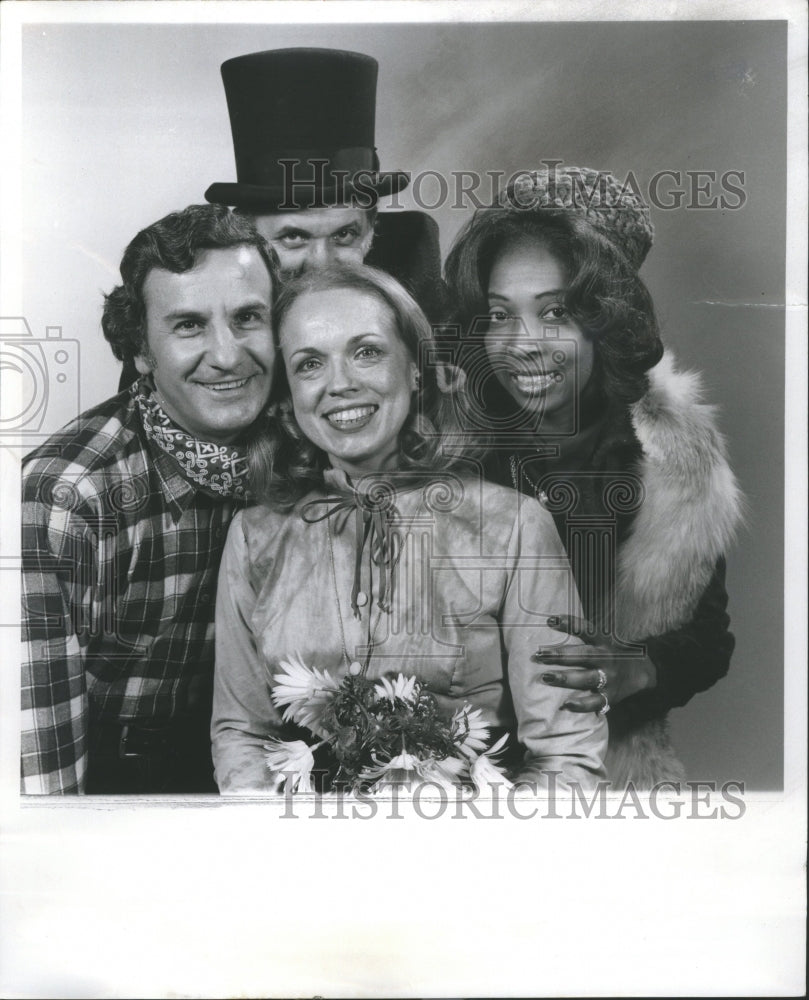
[1,2,806,997]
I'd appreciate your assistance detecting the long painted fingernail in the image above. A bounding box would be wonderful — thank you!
[533,648,551,658]
[541,672,558,683]
[547,616,561,627]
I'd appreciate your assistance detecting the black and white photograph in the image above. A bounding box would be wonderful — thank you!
[1,1,806,997]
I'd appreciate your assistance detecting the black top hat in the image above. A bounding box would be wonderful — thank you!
[204,48,410,211]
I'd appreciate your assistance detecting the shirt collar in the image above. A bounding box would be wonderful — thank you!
[149,443,200,520]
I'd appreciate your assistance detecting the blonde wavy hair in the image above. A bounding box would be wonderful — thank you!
[247,263,473,509]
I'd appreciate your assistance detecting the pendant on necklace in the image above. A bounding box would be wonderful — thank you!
[355,591,368,608]
[349,660,363,676]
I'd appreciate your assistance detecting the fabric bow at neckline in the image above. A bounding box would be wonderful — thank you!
[301,474,422,619]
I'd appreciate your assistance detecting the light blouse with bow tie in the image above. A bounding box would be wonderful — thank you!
[211,467,607,794]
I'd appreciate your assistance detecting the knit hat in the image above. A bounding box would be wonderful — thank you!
[498,166,654,269]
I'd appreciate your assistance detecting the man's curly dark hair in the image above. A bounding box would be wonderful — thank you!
[101,204,276,363]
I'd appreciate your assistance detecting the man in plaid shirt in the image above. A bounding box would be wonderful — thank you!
[21,204,276,793]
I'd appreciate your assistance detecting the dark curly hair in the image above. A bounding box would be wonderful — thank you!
[101,204,277,363]
[248,263,471,509]
[443,207,664,418]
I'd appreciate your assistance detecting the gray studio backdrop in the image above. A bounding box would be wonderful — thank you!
[20,20,786,788]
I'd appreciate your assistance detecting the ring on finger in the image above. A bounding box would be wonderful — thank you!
[597,693,610,717]
[594,668,607,692]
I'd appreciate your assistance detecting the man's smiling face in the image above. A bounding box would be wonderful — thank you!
[135,245,275,444]
[253,206,374,273]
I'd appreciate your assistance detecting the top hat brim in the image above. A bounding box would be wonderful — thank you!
[205,171,409,210]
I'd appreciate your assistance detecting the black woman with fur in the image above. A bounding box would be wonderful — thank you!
[444,166,743,788]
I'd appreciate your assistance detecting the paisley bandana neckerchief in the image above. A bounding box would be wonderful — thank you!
[133,378,250,500]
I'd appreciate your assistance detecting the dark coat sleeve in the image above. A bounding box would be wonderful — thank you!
[366,211,450,324]
[617,557,734,724]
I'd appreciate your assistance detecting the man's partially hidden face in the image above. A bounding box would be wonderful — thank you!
[254,206,374,273]
[135,245,275,444]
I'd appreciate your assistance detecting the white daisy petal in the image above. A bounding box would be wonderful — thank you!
[374,673,419,704]
[271,654,340,708]
[264,737,317,793]
[470,752,514,793]
[486,732,510,758]
[362,752,463,794]
[362,751,423,792]
[422,755,468,787]
[453,704,491,759]
[270,654,341,739]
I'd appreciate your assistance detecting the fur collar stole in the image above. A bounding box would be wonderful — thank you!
[615,353,744,640]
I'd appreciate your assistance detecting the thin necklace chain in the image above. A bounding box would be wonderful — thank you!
[509,455,549,503]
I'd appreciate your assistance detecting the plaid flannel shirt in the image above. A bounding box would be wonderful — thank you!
[21,387,242,793]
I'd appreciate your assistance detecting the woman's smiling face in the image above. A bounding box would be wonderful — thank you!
[485,237,595,427]
[280,287,418,476]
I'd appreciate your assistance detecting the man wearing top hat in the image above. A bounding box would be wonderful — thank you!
[116,48,447,392]
[204,47,446,315]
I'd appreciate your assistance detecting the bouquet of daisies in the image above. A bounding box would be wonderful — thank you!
[264,655,514,795]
